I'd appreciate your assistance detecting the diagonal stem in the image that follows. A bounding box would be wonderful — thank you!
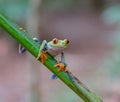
[0,13,103,102]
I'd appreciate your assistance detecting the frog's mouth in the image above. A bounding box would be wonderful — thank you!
[47,43,66,54]
[48,44,67,50]
[48,45,66,57]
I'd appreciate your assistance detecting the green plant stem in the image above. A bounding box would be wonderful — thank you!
[0,13,103,102]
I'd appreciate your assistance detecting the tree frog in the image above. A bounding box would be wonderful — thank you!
[19,38,69,79]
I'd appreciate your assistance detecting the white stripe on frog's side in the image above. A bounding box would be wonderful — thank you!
[46,43,66,57]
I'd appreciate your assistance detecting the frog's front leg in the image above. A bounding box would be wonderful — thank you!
[54,52,67,72]
[54,62,65,72]
[50,52,66,79]
[36,40,48,64]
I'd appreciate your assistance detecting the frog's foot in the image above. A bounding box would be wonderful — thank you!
[54,62,65,72]
[36,50,48,64]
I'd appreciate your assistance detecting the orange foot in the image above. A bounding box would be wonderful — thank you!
[36,50,48,64]
[54,62,65,72]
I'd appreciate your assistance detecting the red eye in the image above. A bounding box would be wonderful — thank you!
[52,38,58,44]
[66,39,69,44]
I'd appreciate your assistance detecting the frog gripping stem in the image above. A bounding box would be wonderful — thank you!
[36,40,48,63]
[0,14,103,102]
[36,50,48,64]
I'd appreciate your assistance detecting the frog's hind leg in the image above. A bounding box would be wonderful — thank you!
[54,52,67,72]
[19,37,40,54]
[50,74,57,79]
[19,44,26,54]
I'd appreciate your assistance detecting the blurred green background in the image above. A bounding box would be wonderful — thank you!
[0,0,120,102]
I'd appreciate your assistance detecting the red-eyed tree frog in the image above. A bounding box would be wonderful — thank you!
[19,38,69,79]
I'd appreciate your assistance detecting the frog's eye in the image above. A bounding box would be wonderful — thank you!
[65,39,69,44]
[52,38,58,44]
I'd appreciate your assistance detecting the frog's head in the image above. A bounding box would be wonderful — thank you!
[48,38,69,48]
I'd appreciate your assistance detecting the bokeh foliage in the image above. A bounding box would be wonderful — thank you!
[41,0,79,10]
[102,4,120,79]
[0,0,29,20]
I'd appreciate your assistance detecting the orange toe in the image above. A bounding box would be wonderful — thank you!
[54,62,60,68]
[54,62,65,72]
[36,50,48,64]
[58,66,64,72]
